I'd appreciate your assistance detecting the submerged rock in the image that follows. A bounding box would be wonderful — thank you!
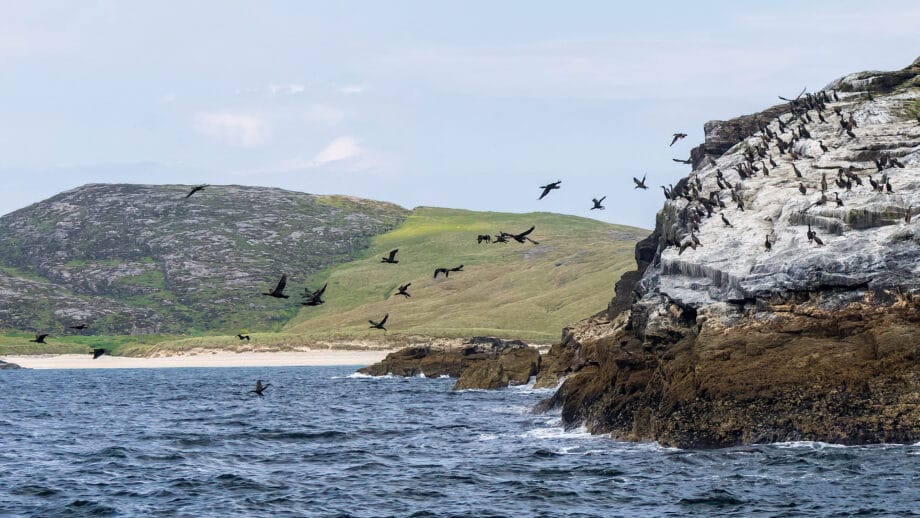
[0,360,23,370]
[358,337,540,390]
[539,56,920,448]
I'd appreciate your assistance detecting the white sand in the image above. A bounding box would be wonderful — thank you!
[1,350,392,370]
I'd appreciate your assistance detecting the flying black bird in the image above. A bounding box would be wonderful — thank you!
[381,249,399,264]
[262,274,289,298]
[538,180,562,200]
[301,283,328,306]
[70,324,88,330]
[30,333,49,344]
[237,333,250,341]
[92,348,107,360]
[633,175,648,190]
[368,314,389,331]
[493,234,509,243]
[185,185,208,198]
[396,283,411,297]
[590,197,606,210]
[672,158,693,165]
[251,380,271,396]
[670,133,687,146]
[506,226,538,244]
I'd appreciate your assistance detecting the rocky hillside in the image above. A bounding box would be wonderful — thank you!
[0,184,407,334]
[539,57,920,447]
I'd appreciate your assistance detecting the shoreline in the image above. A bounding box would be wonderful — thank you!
[0,350,393,370]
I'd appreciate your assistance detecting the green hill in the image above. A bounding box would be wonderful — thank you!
[278,207,646,342]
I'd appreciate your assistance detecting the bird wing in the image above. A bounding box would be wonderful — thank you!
[380,314,389,326]
[670,134,680,146]
[599,196,606,203]
[388,249,398,260]
[538,186,552,200]
[37,334,49,341]
[315,283,327,297]
[274,274,287,294]
[517,226,535,238]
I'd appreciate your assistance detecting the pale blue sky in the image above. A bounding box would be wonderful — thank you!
[1,1,918,228]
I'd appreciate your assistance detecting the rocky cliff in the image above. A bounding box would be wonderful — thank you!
[539,57,920,447]
[0,184,407,334]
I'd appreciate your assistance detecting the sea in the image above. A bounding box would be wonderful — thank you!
[1,366,918,517]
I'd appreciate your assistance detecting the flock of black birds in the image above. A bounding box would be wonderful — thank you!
[654,88,915,257]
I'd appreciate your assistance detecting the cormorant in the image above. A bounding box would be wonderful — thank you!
[184,185,208,198]
[368,314,389,331]
[434,267,449,279]
[381,249,399,264]
[70,324,88,330]
[396,283,411,297]
[262,275,289,298]
[538,181,562,200]
[92,348,107,360]
[819,141,829,153]
[672,158,693,165]
[590,197,606,210]
[633,175,648,190]
[30,333,49,344]
[793,164,803,178]
[507,226,538,244]
[251,380,271,396]
[799,183,807,195]
[477,234,491,244]
[670,133,687,146]
[301,283,327,306]
[237,334,250,341]
[834,192,843,207]
[721,213,733,227]
[764,235,772,251]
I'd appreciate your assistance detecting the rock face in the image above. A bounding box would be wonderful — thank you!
[0,360,22,370]
[359,337,541,390]
[540,57,920,448]
[0,184,407,334]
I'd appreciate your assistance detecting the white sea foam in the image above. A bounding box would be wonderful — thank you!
[771,441,849,449]
[333,372,395,380]
[520,424,592,440]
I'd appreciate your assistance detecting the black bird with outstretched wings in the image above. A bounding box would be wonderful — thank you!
[633,175,648,189]
[262,275,289,298]
[396,283,411,297]
[369,313,389,331]
[301,283,328,306]
[92,348,107,360]
[30,333,49,344]
[591,197,606,210]
[538,180,561,200]
[185,185,208,198]
[670,133,687,146]
[381,249,399,264]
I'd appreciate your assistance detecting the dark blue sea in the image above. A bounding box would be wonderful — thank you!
[1,366,918,517]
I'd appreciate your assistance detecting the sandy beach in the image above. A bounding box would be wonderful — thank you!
[1,350,393,370]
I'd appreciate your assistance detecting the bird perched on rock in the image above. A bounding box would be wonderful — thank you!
[670,133,687,146]
[799,183,807,195]
[538,181,561,200]
[834,192,844,207]
[590,197,606,210]
[301,283,327,306]
[30,333,49,344]
[906,206,913,224]
[262,275,289,299]
[381,249,399,264]
[721,213,733,227]
[395,283,411,298]
[184,185,208,198]
[633,175,648,190]
[92,348,107,360]
[368,314,389,331]
[764,235,772,251]
[793,164,803,178]
[251,380,271,396]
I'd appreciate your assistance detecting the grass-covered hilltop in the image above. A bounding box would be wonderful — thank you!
[0,184,647,355]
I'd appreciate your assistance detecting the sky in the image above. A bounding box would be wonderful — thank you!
[1,1,918,229]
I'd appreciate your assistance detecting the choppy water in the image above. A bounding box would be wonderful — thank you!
[1,367,918,517]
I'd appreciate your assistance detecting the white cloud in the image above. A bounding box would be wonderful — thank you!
[268,83,306,96]
[339,84,367,95]
[192,112,270,147]
[312,136,363,165]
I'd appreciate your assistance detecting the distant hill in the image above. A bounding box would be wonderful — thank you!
[0,184,407,334]
[280,207,647,342]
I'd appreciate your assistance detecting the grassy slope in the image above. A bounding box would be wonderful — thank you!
[276,207,646,342]
[1,207,647,356]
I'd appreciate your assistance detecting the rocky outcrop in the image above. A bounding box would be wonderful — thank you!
[540,57,920,448]
[0,185,407,334]
[0,360,22,369]
[359,337,541,390]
